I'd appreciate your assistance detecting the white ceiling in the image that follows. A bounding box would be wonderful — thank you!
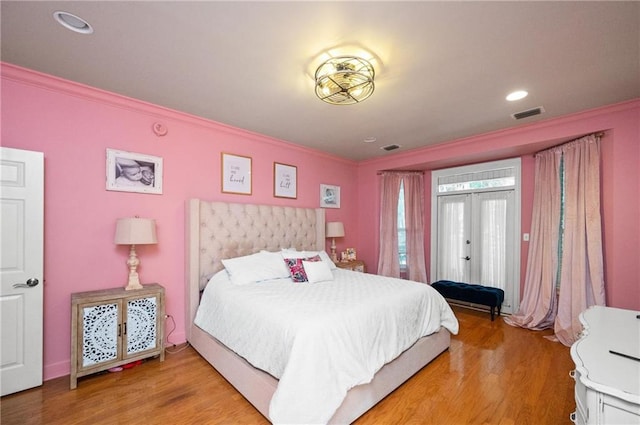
[2,1,639,161]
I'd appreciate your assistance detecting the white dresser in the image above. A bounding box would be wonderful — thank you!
[570,306,640,424]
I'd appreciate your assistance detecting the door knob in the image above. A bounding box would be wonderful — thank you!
[13,278,39,288]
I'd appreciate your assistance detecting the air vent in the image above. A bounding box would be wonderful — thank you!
[381,144,400,151]
[511,106,545,120]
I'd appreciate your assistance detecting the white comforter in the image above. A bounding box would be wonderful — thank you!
[194,269,459,424]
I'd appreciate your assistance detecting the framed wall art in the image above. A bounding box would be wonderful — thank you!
[221,153,252,195]
[106,149,163,194]
[320,184,340,208]
[273,162,297,199]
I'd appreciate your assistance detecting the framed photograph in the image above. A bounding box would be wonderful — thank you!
[221,153,252,195]
[320,184,340,208]
[106,149,163,194]
[273,162,297,199]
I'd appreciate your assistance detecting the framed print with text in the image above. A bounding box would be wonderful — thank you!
[273,162,297,199]
[221,153,252,195]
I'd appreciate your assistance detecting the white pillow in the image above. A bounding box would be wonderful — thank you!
[322,251,338,269]
[259,250,292,277]
[303,260,334,284]
[222,251,290,285]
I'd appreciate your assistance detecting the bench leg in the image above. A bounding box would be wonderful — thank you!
[490,306,495,321]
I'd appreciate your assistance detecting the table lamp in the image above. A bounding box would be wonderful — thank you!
[325,222,345,262]
[114,217,157,290]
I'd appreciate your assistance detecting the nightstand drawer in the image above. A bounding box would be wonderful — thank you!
[336,260,366,272]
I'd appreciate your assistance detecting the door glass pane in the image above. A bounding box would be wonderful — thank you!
[478,193,508,290]
[397,181,406,266]
[437,194,469,282]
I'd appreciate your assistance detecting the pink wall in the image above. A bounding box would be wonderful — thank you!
[3,62,639,383]
[1,64,358,380]
[356,100,640,312]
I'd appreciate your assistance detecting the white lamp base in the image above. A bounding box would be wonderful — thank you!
[125,245,143,290]
[330,237,338,262]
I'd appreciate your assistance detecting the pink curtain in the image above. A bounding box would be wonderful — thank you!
[554,136,606,345]
[505,134,606,346]
[377,173,402,277]
[504,148,561,330]
[403,173,428,283]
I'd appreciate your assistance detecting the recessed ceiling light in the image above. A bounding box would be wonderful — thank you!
[53,11,93,34]
[506,90,528,101]
[363,137,377,143]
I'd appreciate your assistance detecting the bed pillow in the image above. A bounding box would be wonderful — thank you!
[283,255,321,283]
[303,259,334,284]
[222,251,290,285]
[281,250,337,270]
[259,250,293,277]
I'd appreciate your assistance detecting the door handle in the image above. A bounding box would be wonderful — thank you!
[461,256,471,261]
[13,278,39,288]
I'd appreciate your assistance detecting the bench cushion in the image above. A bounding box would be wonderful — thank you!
[431,280,504,308]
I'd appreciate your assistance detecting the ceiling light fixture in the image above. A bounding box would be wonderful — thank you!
[506,90,528,101]
[315,56,375,105]
[53,11,93,34]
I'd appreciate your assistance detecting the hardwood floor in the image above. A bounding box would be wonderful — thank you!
[1,306,575,425]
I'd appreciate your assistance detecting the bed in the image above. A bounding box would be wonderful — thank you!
[185,199,458,424]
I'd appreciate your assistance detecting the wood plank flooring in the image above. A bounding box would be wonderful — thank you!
[1,306,575,424]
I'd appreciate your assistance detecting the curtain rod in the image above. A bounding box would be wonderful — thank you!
[534,131,605,156]
[376,170,425,175]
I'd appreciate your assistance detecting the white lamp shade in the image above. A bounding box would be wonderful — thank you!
[114,218,157,245]
[326,222,345,238]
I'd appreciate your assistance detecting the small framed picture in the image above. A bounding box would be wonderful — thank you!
[346,248,357,261]
[274,162,297,199]
[320,184,340,208]
[106,149,163,194]
[221,153,252,195]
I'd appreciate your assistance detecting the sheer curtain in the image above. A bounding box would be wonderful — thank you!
[505,134,605,345]
[479,193,508,290]
[437,196,467,282]
[378,172,428,282]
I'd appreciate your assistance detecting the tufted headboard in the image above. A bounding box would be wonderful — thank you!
[185,199,325,330]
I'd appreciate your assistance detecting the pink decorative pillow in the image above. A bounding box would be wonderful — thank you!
[284,255,321,282]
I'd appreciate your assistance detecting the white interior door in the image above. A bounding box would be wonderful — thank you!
[0,147,44,396]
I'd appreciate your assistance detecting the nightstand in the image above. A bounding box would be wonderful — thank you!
[336,260,366,272]
[70,283,165,389]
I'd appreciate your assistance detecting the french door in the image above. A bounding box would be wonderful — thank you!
[431,159,521,315]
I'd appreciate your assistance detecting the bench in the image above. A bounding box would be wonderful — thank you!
[431,280,504,321]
